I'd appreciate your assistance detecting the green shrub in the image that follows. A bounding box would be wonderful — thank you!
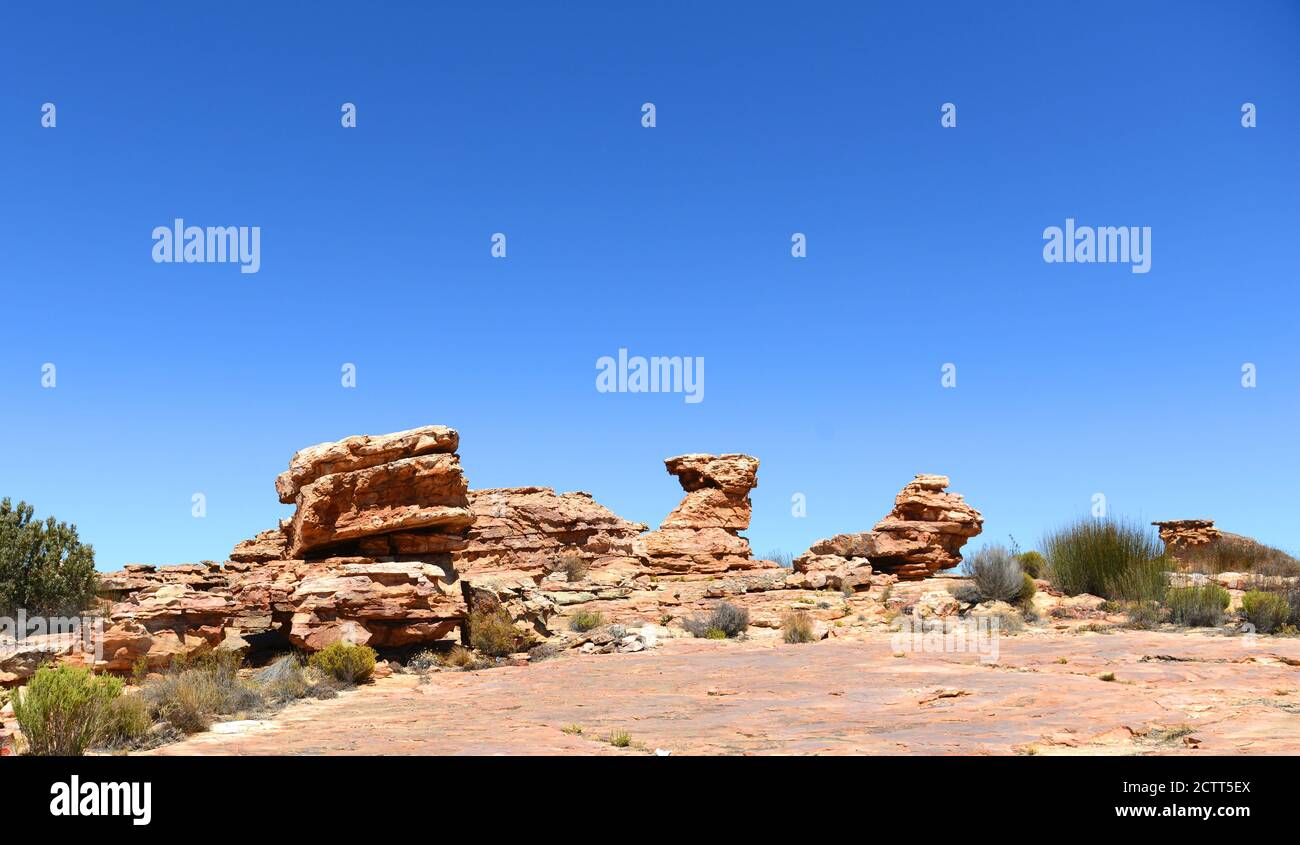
[141,652,261,734]
[308,641,378,684]
[1242,590,1291,634]
[1016,551,1045,579]
[1121,601,1162,629]
[782,611,817,644]
[1044,517,1163,598]
[570,610,605,632]
[0,499,98,616]
[683,602,749,639]
[608,730,631,747]
[1018,572,1037,606]
[468,608,535,657]
[12,665,123,755]
[1103,557,1171,604]
[1166,584,1230,627]
[98,693,152,747]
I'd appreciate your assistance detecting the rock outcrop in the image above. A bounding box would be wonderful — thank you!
[229,558,465,650]
[870,474,983,579]
[636,454,778,575]
[454,487,646,579]
[795,474,983,582]
[1153,519,1222,551]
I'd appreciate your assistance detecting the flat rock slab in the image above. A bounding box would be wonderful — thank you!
[146,630,1300,756]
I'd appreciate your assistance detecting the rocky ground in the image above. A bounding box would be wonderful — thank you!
[146,629,1300,756]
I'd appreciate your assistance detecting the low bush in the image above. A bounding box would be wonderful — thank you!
[98,693,152,748]
[1121,601,1162,630]
[1103,558,1171,604]
[967,545,1024,603]
[1018,572,1037,606]
[1044,517,1164,598]
[1241,590,1291,634]
[781,611,817,644]
[308,641,377,684]
[1166,584,1230,628]
[1016,551,1045,579]
[142,652,262,733]
[682,602,749,639]
[254,654,310,700]
[468,608,535,657]
[608,730,631,747]
[570,610,604,632]
[552,553,590,582]
[438,644,478,669]
[12,665,123,756]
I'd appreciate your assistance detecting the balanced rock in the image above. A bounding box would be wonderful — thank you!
[869,474,983,579]
[275,426,472,559]
[1153,519,1222,550]
[637,454,777,575]
[795,474,983,583]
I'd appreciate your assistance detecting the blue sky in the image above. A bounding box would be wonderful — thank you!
[1,1,1297,570]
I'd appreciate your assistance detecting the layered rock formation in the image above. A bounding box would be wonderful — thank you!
[795,474,983,582]
[1153,519,1222,551]
[5,425,990,688]
[229,558,465,650]
[272,426,471,559]
[454,487,646,579]
[637,454,777,575]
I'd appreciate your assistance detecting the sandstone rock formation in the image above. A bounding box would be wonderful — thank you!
[454,487,646,579]
[636,454,777,575]
[871,474,983,579]
[1153,519,1222,551]
[9,426,987,689]
[229,558,465,650]
[795,474,983,582]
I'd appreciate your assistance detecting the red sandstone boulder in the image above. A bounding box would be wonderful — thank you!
[286,453,471,558]
[275,425,459,504]
[795,474,983,582]
[637,453,777,576]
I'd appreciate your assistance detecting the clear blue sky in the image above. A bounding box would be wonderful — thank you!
[2,1,1297,570]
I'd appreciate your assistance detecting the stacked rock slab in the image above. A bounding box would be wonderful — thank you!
[1152,519,1222,551]
[274,426,472,559]
[796,474,983,582]
[636,454,778,576]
